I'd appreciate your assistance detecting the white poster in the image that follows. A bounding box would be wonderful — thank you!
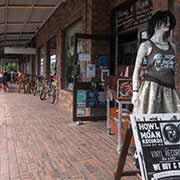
[78,53,91,62]
[87,64,96,78]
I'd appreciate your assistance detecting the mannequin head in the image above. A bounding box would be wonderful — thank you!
[148,10,176,38]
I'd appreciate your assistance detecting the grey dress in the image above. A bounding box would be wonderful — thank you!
[134,40,180,114]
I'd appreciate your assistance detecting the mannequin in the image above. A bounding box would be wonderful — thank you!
[132,10,180,113]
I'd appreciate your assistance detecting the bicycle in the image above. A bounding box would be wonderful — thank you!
[24,74,36,94]
[40,79,57,104]
[33,76,44,96]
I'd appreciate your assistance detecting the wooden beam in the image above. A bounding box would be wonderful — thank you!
[4,47,36,55]
[0,39,30,42]
[0,5,56,9]
[0,32,35,36]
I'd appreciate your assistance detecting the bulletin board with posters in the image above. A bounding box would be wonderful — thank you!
[73,33,110,121]
[131,113,180,180]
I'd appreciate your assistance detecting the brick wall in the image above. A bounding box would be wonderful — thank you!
[35,0,83,48]
[152,0,168,10]
[110,0,127,9]
[91,0,111,35]
[35,0,84,111]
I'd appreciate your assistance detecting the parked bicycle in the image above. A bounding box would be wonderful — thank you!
[40,78,57,104]
[33,76,44,96]
[24,74,36,94]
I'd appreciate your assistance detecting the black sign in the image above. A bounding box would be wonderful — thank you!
[116,0,152,30]
[131,114,180,180]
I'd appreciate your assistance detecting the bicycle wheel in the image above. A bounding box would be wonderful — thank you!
[33,85,37,96]
[40,90,46,100]
[49,88,56,104]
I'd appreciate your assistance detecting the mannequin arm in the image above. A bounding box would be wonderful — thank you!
[132,42,147,91]
[132,42,147,105]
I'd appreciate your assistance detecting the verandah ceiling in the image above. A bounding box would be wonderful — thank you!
[0,0,64,48]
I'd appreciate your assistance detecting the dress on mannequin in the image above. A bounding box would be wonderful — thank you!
[132,10,180,114]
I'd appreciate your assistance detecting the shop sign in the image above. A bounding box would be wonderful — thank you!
[116,0,152,30]
[131,113,180,180]
[78,53,91,62]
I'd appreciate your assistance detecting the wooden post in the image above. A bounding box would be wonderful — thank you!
[115,124,141,180]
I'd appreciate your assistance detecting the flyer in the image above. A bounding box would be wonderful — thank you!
[87,64,96,78]
[78,53,91,62]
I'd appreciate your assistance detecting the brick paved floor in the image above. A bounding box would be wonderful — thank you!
[0,88,138,180]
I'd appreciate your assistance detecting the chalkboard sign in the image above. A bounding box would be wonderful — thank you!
[131,113,180,180]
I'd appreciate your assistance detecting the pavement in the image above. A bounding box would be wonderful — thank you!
[0,84,138,180]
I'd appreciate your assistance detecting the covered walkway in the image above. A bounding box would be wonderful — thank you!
[0,88,135,180]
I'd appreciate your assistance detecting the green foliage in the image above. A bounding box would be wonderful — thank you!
[0,63,19,73]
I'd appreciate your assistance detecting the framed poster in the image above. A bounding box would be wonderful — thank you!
[98,55,109,68]
[140,30,148,42]
[131,113,180,180]
[101,69,109,82]
[117,78,132,99]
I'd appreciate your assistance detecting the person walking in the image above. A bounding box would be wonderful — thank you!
[17,70,25,93]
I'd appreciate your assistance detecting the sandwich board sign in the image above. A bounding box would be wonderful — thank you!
[130,113,180,180]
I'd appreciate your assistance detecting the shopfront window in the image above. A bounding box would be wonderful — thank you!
[64,21,82,90]
[39,48,45,76]
[168,0,175,11]
[113,0,152,76]
[48,36,57,76]
[115,31,138,76]
[50,54,56,75]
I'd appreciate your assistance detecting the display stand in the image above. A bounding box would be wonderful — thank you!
[115,123,141,180]
[73,33,110,122]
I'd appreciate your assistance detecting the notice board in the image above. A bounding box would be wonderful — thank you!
[130,113,180,180]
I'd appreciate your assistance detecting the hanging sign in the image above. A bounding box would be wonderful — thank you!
[131,113,180,180]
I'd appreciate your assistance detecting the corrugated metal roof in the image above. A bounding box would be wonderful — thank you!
[0,0,65,48]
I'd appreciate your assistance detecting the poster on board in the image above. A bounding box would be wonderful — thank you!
[87,64,96,78]
[98,55,109,68]
[78,53,91,62]
[130,113,180,180]
[101,69,109,82]
[76,90,86,116]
